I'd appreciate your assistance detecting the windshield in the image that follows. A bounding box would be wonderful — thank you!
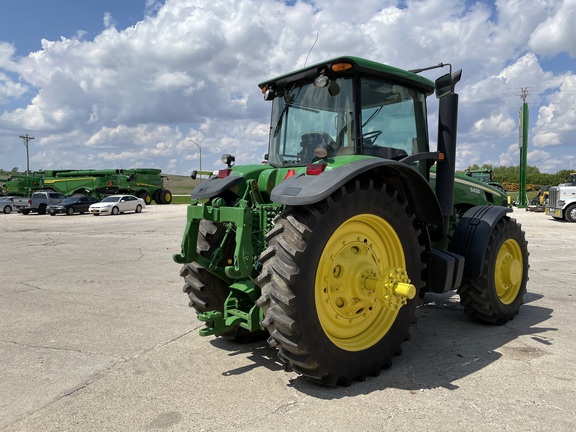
[101,196,121,203]
[61,197,80,204]
[268,78,354,166]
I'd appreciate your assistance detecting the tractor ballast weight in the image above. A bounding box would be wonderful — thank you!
[174,56,528,385]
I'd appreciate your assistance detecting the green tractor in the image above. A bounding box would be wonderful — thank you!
[465,168,506,192]
[174,57,529,386]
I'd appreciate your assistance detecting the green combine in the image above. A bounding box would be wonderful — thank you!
[2,168,172,204]
[1,172,44,197]
[174,56,529,386]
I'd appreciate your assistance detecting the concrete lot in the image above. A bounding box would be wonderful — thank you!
[0,205,574,431]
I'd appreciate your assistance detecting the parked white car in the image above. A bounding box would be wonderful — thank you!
[89,195,145,216]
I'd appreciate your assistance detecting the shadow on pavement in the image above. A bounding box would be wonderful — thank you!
[206,291,554,398]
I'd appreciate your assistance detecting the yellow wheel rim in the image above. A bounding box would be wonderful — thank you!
[315,214,415,352]
[495,238,523,304]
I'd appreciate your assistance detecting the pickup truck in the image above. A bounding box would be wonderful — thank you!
[13,191,66,215]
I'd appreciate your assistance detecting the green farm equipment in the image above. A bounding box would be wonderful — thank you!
[465,168,505,192]
[43,168,172,204]
[174,56,529,385]
[1,172,44,197]
[3,168,172,204]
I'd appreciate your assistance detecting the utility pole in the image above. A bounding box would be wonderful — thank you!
[19,134,34,175]
[517,88,529,208]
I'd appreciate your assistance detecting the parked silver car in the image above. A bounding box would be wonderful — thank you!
[0,196,20,214]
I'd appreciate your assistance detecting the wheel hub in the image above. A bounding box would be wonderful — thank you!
[364,267,415,310]
[315,214,413,351]
[495,238,523,304]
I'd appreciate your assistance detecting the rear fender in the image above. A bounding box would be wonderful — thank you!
[191,175,245,200]
[270,158,443,225]
[449,205,512,279]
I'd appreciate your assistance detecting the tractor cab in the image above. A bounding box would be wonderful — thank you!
[260,57,448,179]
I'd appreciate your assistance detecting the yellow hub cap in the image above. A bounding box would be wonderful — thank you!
[315,214,415,352]
[495,238,523,304]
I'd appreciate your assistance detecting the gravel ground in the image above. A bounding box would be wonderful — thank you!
[1,205,575,431]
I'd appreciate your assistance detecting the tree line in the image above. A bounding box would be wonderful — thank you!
[459,164,574,188]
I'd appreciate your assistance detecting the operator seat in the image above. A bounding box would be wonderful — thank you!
[299,132,338,162]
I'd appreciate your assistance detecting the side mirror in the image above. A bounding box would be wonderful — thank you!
[435,69,462,98]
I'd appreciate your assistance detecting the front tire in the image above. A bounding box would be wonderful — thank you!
[458,217,529,324]
[565,204,576,222]
[140,192,152,205]
[3,206,11,214]
[256,179,424,385]
[111,206,119,215]
[66,207,74,215]
[153,189,162,204]
[157,189,172,205]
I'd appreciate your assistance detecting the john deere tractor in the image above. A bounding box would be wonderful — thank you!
[174,56,529,386]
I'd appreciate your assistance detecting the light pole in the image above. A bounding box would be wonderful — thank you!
[189,139,202,177]
[19,134,34,175]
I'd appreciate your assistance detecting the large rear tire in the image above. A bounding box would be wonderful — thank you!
[458,217,529,324]
[256,179,425,385]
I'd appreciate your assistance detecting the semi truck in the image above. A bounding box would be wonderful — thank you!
[546,173,576,222]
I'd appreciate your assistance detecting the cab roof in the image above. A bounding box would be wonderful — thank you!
[258,56,435,95]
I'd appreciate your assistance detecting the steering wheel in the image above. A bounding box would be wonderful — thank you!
[362,130,383,145]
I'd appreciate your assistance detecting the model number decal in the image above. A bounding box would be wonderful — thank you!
[470,187,481,194]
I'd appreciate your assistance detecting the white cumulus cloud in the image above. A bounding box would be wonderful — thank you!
[0,0,575,175]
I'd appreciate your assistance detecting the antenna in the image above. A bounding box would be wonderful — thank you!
[520,87,528,103]
[303,32,319,67]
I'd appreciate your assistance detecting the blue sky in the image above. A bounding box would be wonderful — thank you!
[1,0,575,175]
[0,0,149,56]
